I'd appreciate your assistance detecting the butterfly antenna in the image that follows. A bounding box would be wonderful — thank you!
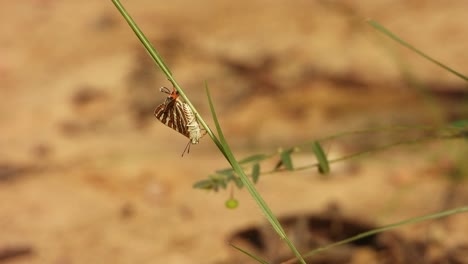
[159,86,171,94]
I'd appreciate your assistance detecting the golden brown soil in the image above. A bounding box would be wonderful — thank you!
[1,1,468,263]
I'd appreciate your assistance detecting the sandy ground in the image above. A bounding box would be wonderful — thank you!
[1,1,468,263]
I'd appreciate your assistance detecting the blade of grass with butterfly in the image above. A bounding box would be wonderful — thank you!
[111,0,307,263]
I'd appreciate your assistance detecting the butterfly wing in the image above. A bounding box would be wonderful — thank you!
[154,98,189,138]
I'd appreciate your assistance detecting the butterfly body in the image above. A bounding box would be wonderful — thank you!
[154,87,204,155]
[182,102,203,144]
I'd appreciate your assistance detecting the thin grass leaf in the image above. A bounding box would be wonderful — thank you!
[367,19,468,82]
[251,163,261,183]
[239,154,269,165]
[206,85,229,146]
[111,0,172,78]
[230,244,269,264]
[311,141,330,175]
[205,86,306,264]
[280,148,294,171]
[283,206,468,264]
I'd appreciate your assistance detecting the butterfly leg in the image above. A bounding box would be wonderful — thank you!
[181,140,191,157]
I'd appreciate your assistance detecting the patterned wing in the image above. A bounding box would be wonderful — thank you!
[154,97,189,138]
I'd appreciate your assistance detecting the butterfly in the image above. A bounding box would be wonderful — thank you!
[154,86,204,156]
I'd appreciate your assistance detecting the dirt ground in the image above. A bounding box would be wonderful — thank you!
[1,1,468,263]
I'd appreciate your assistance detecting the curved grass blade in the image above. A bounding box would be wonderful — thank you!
[367,19,468,82]
[230,244,269,264]
[206,85,306,264]
[112,0,172,78]
[282,206,468,264]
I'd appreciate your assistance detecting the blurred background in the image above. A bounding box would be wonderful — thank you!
[1,1,467,263]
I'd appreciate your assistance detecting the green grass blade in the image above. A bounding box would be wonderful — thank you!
[367,19,468,82]
[298,206,468,260]
[230,244,269,264]
[205,86,306,264]
[205,85,228,146]
[111,0,172,78]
